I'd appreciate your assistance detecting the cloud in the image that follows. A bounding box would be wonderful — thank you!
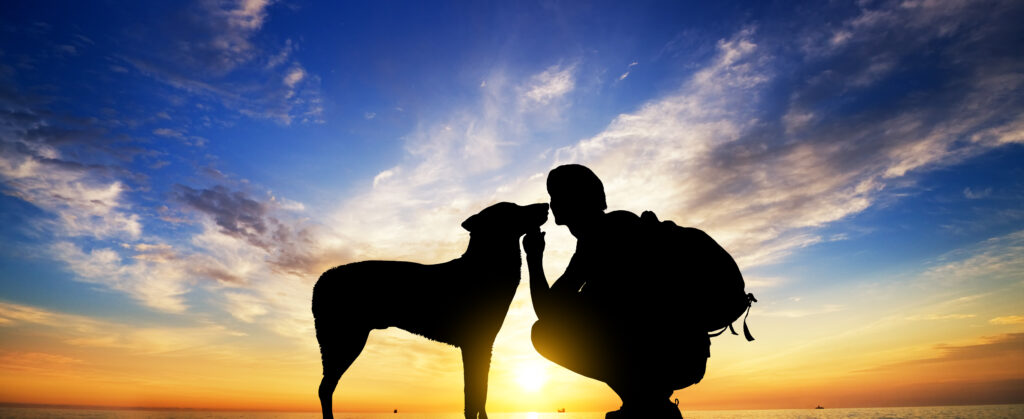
[56,45,78,56]
[51,241,190,312]
[283,66,305,87]
[265,38,293,68]
[151,127,205,146]
[1,88,345,319]
[989,315,1024,325]
[618,60,638,81]
[545,0,1024,268]
[152,128,185,139]
[175,185,270,247]
[905,313,976,321]
[863,333,1024,373]
[0,301,248,357]
[0,88,336,314]
[0,351,83,374]
[0,120,142,239]
[760,304,844,318]
[963,187,992,199]
[521,64,575,105]
[118,0,323,124]
[223,291,269,322]
[176,0,276,75]
[173,184,349,274]
[921,230,1024,286]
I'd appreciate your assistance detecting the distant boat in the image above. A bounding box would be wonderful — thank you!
[557,408,565,413]
[815,405,824,409]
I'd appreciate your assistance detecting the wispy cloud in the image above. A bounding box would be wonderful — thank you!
[546,0,1024,268]
[860,333,1024,373]
[618,60,638,81]
[118,0,322,124]
[0,301,248,356]
[760,304,844,318]
[50,241,190,312]
[905,313,977,321]
[0,115,142,240]
[963,187,992,199]
[521,64,575,106]
[921,230,1024,286]
[989,316,1024,325]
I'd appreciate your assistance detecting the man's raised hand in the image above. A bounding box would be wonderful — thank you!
[523,230,545,261]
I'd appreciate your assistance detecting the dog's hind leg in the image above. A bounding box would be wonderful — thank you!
[317,326,369,419]
[461,344,493,419]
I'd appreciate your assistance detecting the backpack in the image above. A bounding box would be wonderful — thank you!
[639,210,757,341]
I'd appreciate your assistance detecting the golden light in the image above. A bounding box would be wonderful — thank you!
[515,361,548,392]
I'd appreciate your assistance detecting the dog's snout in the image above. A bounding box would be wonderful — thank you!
[529,203,549,217]
[527,203,549,226]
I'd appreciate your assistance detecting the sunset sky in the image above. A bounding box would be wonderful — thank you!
[1,0,1023,413]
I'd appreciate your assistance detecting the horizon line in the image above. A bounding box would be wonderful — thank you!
[2,401,1022,413]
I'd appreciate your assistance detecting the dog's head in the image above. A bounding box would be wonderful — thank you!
[461,202,549,236]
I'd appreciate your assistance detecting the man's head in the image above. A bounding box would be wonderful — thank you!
[546,164,606,226]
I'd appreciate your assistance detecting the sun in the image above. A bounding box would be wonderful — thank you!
[516,361,548,392]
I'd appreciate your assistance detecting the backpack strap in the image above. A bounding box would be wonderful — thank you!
[708,325,731,338]
[741,293,757,341]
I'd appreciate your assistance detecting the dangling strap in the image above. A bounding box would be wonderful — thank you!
[742,293,757,342]
[707,293,757,341]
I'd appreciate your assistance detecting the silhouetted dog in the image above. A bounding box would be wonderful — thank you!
[313,202,549,419]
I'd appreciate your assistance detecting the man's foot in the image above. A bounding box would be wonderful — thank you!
[605,406,631,419]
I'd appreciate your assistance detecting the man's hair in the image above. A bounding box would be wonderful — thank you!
[547,164,607,211]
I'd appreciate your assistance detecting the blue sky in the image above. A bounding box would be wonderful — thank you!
[1,0,1022,411]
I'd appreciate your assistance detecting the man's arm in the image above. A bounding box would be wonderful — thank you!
[524,231,585,320]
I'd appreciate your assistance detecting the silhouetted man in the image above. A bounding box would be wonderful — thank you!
[524,164,708,419]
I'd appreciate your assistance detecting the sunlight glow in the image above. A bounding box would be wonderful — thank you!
[516,361,548,392]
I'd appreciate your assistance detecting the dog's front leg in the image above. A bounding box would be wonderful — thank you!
[461,345,492,419]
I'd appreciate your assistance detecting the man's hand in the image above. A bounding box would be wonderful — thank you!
[523,230,545,261]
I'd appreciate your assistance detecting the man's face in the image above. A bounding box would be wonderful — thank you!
[548,189,580,226]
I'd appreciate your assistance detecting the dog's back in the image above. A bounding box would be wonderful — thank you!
[314,258,493,345]
[315,261,434,322]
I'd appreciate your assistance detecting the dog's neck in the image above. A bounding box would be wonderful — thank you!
[461,234,522,269]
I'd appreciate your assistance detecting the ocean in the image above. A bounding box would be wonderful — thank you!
[1,405,1022,419]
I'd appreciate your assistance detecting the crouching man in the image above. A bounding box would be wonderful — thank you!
[524,164,709,419]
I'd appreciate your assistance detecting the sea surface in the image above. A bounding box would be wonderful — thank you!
[1,405,1022,419]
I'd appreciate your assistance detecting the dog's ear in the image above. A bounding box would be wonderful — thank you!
[461,214,479,232]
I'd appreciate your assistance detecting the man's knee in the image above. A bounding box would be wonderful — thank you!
[530,321,552,358]
[531,320,575,365]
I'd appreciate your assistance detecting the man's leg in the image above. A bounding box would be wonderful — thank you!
[531,319,618,383]
[533,318,653,418]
